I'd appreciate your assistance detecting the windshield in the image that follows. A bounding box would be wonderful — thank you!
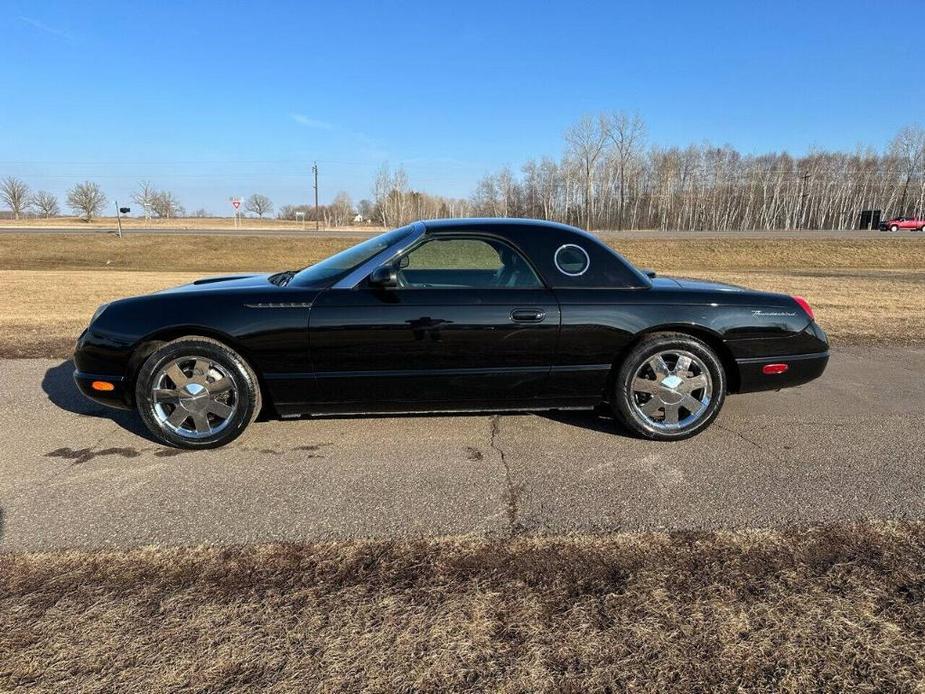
[289,225,414,287]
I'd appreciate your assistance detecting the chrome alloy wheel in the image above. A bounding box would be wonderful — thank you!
[629,350,713,432]
[150,356,238,439]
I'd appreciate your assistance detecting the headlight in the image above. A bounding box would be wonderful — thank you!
[89,303,109,325]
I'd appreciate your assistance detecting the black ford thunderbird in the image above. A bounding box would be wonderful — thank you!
[75,219,829,448]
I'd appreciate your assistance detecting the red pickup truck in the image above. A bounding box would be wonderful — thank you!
[880,216,925,231]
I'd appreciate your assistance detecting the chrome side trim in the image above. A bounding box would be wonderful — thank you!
[734,351,829,365]
[305,405,595,418]
[244,302,314,308]
[264,364,551,380]
[332,222,427,289]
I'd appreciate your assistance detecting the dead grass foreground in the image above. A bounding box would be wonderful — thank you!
[2,523,924,692]
[2,233,924,272]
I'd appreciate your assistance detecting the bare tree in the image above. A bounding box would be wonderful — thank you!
[132,181,157,220]
[330,191,354,226]
[604,111,646,229]
[245,193,273,218]
[31,190,60,218]
[278,204,313,221]
[67,181,107,222]
[356,199,374,220]
[373,164,410,227]
[151,190,184,218]
[564,114,609,228]
[889,124,925,214]
[0,176,30,220]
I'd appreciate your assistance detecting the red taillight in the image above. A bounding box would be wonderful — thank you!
[792,295,814,320]
[762,363,789,375]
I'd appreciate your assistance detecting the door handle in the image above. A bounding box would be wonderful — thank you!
[510,308,546,323]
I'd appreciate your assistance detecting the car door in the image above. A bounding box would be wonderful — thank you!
[307,234,560,411]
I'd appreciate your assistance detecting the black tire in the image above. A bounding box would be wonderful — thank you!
[891,225,899,232]
[612,332,726,441]
[134,336,261,449]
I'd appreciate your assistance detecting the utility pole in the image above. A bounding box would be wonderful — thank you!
[312,161,319,231]
[114,201,123,239]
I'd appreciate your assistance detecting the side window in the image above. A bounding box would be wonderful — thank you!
[554,244,590,277]
[397,238,542,289]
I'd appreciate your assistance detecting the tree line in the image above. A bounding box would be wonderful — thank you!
[5,116,923,229]
[371,117,925,230]
[0,176,369,226]
[0,178,287,223]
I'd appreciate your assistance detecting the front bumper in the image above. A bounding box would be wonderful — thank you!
[73,326,133,409]
[73,370,131,410]
[734,351,829,393]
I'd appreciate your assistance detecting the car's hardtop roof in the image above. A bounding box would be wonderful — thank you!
[419,217,596,240]
[413,217,650,288]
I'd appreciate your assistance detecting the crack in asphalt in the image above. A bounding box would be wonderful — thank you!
[490,415,525,536]
[715,422,764,449]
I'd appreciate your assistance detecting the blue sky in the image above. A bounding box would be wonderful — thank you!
[1,0,922,213]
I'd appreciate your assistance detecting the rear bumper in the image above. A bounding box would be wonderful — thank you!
[74,370,132,410]
[734,351,829,393]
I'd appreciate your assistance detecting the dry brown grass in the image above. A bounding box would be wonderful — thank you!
[1,234,923,357]
[1,267,921,358]
[2,233,924,272]
[2,522,924,692]
[0,233,353,272]
[0,271,200,357]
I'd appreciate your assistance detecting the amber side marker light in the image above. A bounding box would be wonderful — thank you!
[762,364,789,375]
[91,381,115,392]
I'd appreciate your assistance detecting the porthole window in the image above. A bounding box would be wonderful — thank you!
[554,244,590,277]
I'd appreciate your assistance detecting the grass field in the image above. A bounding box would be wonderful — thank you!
[2,522,923,691]
[3,233,924,272]
[0,216,380,232]
[0,233,922,357]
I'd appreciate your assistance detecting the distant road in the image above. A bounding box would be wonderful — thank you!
[0,225,905,240]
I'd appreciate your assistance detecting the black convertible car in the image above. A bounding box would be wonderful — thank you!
[75,219,829,448]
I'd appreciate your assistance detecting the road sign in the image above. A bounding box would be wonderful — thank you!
[232,200,241,209]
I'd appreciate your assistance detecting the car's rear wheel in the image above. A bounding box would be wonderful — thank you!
[135,336,261,449]
[612,333,726,441]
[891,224,899,232]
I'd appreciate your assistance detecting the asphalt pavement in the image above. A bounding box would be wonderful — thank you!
[1,346,923,550]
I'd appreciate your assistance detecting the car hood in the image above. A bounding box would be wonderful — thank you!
[157,273,276,294]
[650,276,747,292]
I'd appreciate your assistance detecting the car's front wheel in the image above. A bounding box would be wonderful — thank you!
[891,224,899,232]
[135,336,261,449]
[612,333,726,441]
